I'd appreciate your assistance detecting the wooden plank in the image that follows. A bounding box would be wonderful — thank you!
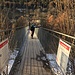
[22,32,51,75]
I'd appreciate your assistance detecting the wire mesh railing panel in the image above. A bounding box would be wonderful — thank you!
[37,28,59,54]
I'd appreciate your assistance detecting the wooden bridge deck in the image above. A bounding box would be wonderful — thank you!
[19,30,51,75]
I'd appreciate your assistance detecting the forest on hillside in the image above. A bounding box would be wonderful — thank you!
[0,0,75,41]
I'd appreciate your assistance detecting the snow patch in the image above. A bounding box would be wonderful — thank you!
[8,50,19,74]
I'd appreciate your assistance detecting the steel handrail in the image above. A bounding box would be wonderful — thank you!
[0,26,27,33]
[42,27,75,40]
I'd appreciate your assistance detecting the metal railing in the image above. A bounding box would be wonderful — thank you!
[35,27,75,75]
[0,26,26,33]
[43,27,75,40]
[0,26,27,50]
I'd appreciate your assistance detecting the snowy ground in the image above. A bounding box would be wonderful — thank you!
[8,50,19,75]
[46,54,74,75]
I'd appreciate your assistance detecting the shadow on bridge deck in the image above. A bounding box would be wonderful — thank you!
[19,30,51,75]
